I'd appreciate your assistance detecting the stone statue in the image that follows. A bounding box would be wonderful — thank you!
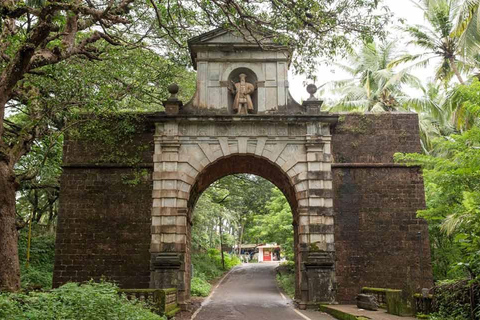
[229,73,256,115]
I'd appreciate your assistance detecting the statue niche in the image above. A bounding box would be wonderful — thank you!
[227,68,258,115]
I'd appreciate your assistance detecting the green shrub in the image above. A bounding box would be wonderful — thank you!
[190,249,241,297]
[0,281,165,320]
[276,273,295,298]
[192,250,241,282]
[190,277,211,297]
[18,226,56,289]
[192,253,223,281]
[280,260,295,273]
[224,254,241,270]
[20,266,54,289]
[428,279,479,320]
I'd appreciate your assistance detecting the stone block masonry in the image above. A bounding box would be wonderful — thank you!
[53,112,433,307]
[53,167,153,289]
[149,115,338,307]
[332,113,433,303]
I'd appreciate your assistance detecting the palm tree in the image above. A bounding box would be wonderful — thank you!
[390,0,468,85]
[452,0,480,60]
[403,81,456,152]
[329,41,420,112]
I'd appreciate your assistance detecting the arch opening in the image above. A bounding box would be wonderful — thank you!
[185,154,301,302]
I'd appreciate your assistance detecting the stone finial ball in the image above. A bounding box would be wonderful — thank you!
[306,84,317,95]
[168,83,179,95]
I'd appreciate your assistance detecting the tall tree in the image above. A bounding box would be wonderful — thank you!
[402,81,455,152]
[330,41,420,112]
[390,0,468,85]
[452,0,480,60]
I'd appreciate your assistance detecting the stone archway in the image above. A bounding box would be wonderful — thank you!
[186,155,300,303]
[150,115,338,309]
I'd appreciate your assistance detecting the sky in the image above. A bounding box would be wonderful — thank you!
[289,0,432,103]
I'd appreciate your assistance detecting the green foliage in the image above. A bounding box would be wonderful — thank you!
[428,279,480,320]
[192,174,280,251]
[450,78,480,131]
[276,272,295,299]
[0,281,165,320]
[17,226,55,289]
[191,249,240,297]
[389,0,468,85]
[395,124,480,280]
[244,188,294,260]
[329,41,420,112]
[190,277,211,297]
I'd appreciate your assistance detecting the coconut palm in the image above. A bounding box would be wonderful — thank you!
[452,0,480,60]
[403,81,456,152]
[390,0,468,85]
[329,41,421,112]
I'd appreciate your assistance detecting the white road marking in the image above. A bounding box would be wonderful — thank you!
[293,309,313,320]
[275,277,312,320]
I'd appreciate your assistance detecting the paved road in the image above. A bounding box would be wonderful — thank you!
[192,263,333,320]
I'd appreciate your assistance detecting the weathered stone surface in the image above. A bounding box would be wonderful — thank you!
[53,112,432,308]
[332,113,433,304]
[152,116,336,305]
[52,167,153,289]
[186,28,305,114]
[356,294,378,311]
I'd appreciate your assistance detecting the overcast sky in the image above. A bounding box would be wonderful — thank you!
[290,0,432,102]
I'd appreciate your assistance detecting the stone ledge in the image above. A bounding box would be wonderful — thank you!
[62,163,153,168]
[332,163,421,168]
[145,113,339,123]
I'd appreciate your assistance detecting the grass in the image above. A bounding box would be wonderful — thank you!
[191,249,241,297]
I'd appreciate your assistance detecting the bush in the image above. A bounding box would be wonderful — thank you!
[20,266,54,290]
[190,277,211,297]
[190,249,241,297]
[0,281,166,320]
[276,273,295,298]
[17,226,56,289]
[224,254,241,270]
[428,279,480,320]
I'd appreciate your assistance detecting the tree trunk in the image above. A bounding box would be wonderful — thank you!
[47,202,56,234]
[449,56,465,85]
[0,161,21,291]
[237,222,245,256]
[219,218,225,270]
[0,94,6,137]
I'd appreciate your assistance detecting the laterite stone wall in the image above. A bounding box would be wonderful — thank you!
[331,113,433,303]
[53,112,433,304]
[52,120,155,289]
[53,167,152,288]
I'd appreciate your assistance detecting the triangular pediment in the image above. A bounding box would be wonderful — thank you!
[188,28,251,45]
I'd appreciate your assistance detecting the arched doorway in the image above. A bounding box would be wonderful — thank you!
[186,155,300,303]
